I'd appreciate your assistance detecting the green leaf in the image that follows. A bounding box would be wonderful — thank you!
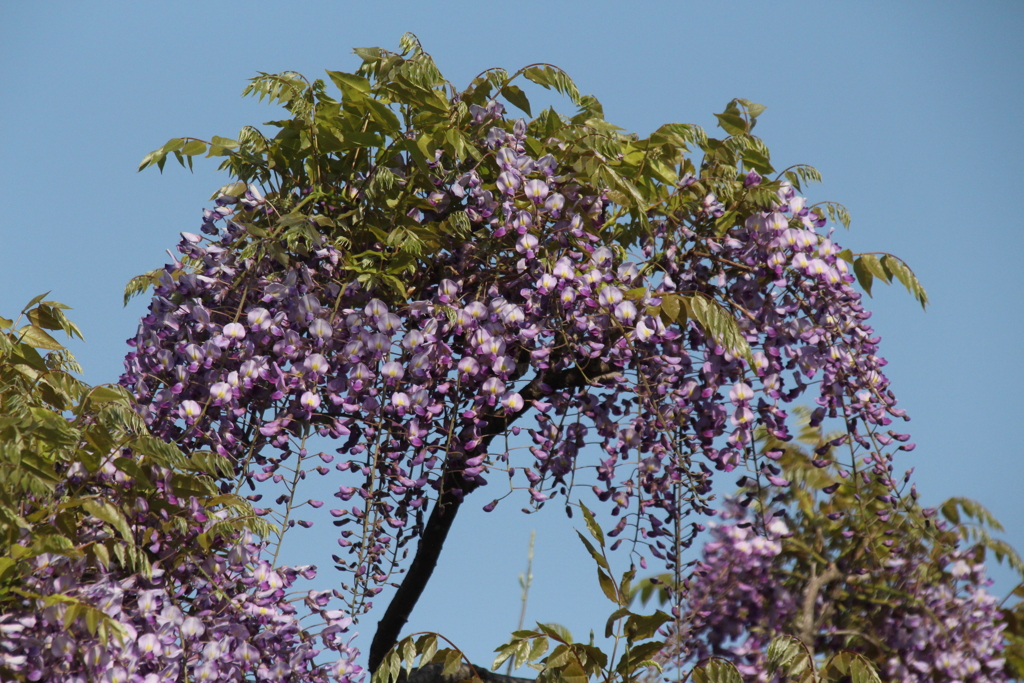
[623,610,671,642]
[649,123,706,150]
[85,603,100,635]
[856,254,889,284]
[181,140,206,156]
[618,568,635,603]
[576,532,610,571]
[823,652,880,683]
[522,66,582,106]
[160,138,185,154]
[217,181,247,199]
[442,648,463,676]
[535,622,573,644]
[692,658,743,683]
[417,634,438,667]
[123,269,163,306]
[527,635,549,664]
[327,70,371,98]
[536,622,573,644]
[685,295,753,363]
[131,435,186,466]
[766,636,810,677]
[599,164,646,209]
[18,325,63,351]
[22,292,52,312]
[616,641,665,674]
[31,531,77,555]
[445,127,465,160]
[88,386,129,404]
[63,603,81,630]
[492,643,518,671]
[714,210,739,237]
[579,502,604,546]
[559,661,588,683]
[742,148,774,175]
[850,657,881,683]
[113,457,151,488]
[91,541,111,569]
[83,425,116,462]
[401,136,430,175]
[210,135,238,148]
[715,113,748,136]
[736,98,767,120]
[605,607,632,638]
[630,574,671,607]
[138,148,165,172]
[660,294,682,323]
[940,498,961,525]
[362,98,401,134]
[881,254,929,309]
[819,200,851,228]
[27,306,62,331]
[81,500,134,543]
[853,257,875,297]
[783,164,823,190]
[9,340,49,372]
[501,84,532,116]
[401,637,416,674]
[597,568,621,605]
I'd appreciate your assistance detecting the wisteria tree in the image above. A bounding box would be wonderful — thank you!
[3,34,1021,683]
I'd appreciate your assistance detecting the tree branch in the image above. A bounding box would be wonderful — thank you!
[797,562,841,650]
[368,468,471,672]
[368,357,616,672]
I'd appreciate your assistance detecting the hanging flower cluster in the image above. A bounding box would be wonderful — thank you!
[0,454,362,683]
[122,105,916,613]
[665,511,797,680]
[658,508,1009,683]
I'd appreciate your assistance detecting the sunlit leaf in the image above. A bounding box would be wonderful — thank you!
[18,325,63,351]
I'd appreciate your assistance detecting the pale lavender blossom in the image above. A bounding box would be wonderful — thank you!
[613,300,637,322]
[222,322,246,340]
[381,361,405,381]
[482,377,504,396]
[309,318,333,339]
[599,285,624,307]
[209,382,232,402]
[304,353,330,375]
[501,391,525,412]
[496,171,521,195]
[524,179,550,204]
[247,307,272,330]
[552,257,575,279]
[179,400,202,420]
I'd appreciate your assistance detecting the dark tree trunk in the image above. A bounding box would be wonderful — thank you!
[367,358,617,672]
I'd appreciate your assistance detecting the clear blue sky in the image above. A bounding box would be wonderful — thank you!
[2,0,1022,670]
